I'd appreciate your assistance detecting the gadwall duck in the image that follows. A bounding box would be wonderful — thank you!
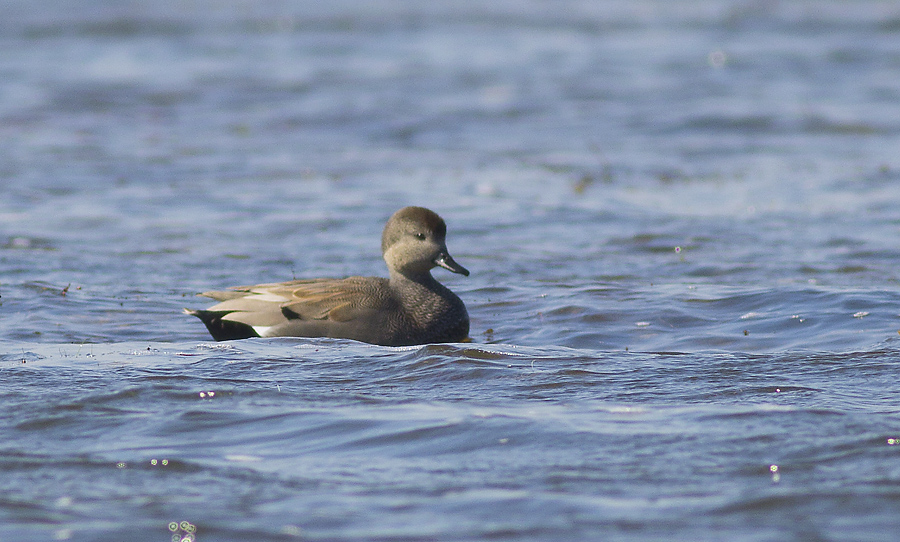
[185,206,470,346]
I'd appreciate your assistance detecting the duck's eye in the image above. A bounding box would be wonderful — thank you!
[414,233,426,240]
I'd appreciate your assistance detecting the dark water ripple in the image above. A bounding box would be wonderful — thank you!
[1,342,899,539]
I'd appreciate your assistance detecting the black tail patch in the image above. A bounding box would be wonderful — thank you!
[185,309,260,341]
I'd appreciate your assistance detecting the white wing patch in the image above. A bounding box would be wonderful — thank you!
[252,326,273,336]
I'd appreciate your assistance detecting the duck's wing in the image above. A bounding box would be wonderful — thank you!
[276,277,391,322]
[201,278,390,322]
[189,277,397,342]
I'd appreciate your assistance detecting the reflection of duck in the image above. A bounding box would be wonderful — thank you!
[186,206,470,346]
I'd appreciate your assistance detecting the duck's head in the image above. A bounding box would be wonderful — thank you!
[381,206,469,278]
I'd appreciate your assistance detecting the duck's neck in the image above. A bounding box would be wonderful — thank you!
[389,269,441,292]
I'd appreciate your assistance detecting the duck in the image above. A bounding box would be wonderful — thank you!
[185,206,470,346]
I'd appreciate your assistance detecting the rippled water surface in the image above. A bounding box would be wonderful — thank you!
[3,1,900,540]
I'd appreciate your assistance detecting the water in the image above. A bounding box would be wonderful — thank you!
[2,1,900,540]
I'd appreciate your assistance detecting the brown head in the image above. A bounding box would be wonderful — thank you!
[381,206,469,278]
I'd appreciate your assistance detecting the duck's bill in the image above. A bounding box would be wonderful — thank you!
[434,252,470,276]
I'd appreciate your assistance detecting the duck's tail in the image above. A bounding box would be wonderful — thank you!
[184,308,261,341]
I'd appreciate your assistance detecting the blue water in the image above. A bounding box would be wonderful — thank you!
[3,1,900,540]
